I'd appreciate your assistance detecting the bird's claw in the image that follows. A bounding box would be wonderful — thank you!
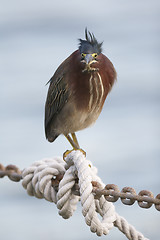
[63,148,86,160]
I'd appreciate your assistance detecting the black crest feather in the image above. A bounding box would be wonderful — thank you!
[79,28,103,54]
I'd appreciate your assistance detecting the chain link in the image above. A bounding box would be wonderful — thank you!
[0,163,160,211]
[92,183,160,211]
[0,163,22,182]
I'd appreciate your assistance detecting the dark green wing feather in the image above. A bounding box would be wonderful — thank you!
[45,72,69,135]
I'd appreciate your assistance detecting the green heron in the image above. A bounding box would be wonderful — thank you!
[45,29,116,150]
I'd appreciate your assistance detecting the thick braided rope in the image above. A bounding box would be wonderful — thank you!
[63,150,116,236]
[22,151,149,240]
[114,213,149,240]
[57,164,80,219]
[22,157,66,203]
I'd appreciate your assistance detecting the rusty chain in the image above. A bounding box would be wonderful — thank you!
[0,163,160,211]
[92,182,160,211]
[0,163,22,182]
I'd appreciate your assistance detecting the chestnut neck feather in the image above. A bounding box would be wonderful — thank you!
[67,50,116,111]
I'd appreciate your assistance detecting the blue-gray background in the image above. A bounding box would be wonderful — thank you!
[0,0,160,239]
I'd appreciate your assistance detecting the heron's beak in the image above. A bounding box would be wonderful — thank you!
[84,54,94,65]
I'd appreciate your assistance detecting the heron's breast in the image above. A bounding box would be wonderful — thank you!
[87,72,105,113]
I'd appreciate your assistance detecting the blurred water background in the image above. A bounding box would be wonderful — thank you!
[0,0,160,239]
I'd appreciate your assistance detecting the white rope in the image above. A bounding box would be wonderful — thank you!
[22,157,66,203]
[22,150,149,240]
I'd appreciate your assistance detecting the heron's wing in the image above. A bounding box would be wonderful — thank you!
[45,72,69,133]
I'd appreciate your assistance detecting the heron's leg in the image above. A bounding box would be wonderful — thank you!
[63,133,86,160]
[71,132,80,148]
[65,134,79,149]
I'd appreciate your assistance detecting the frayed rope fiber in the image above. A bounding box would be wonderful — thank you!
[22,150,149,240]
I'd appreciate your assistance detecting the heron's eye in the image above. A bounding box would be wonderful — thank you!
[92,53,98,59]
[81,53,86,58]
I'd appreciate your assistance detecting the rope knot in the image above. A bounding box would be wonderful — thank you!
[21,150,149,239]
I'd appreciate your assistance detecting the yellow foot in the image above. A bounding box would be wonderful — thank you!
[63,149,74,160]
[63,149,86,160]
